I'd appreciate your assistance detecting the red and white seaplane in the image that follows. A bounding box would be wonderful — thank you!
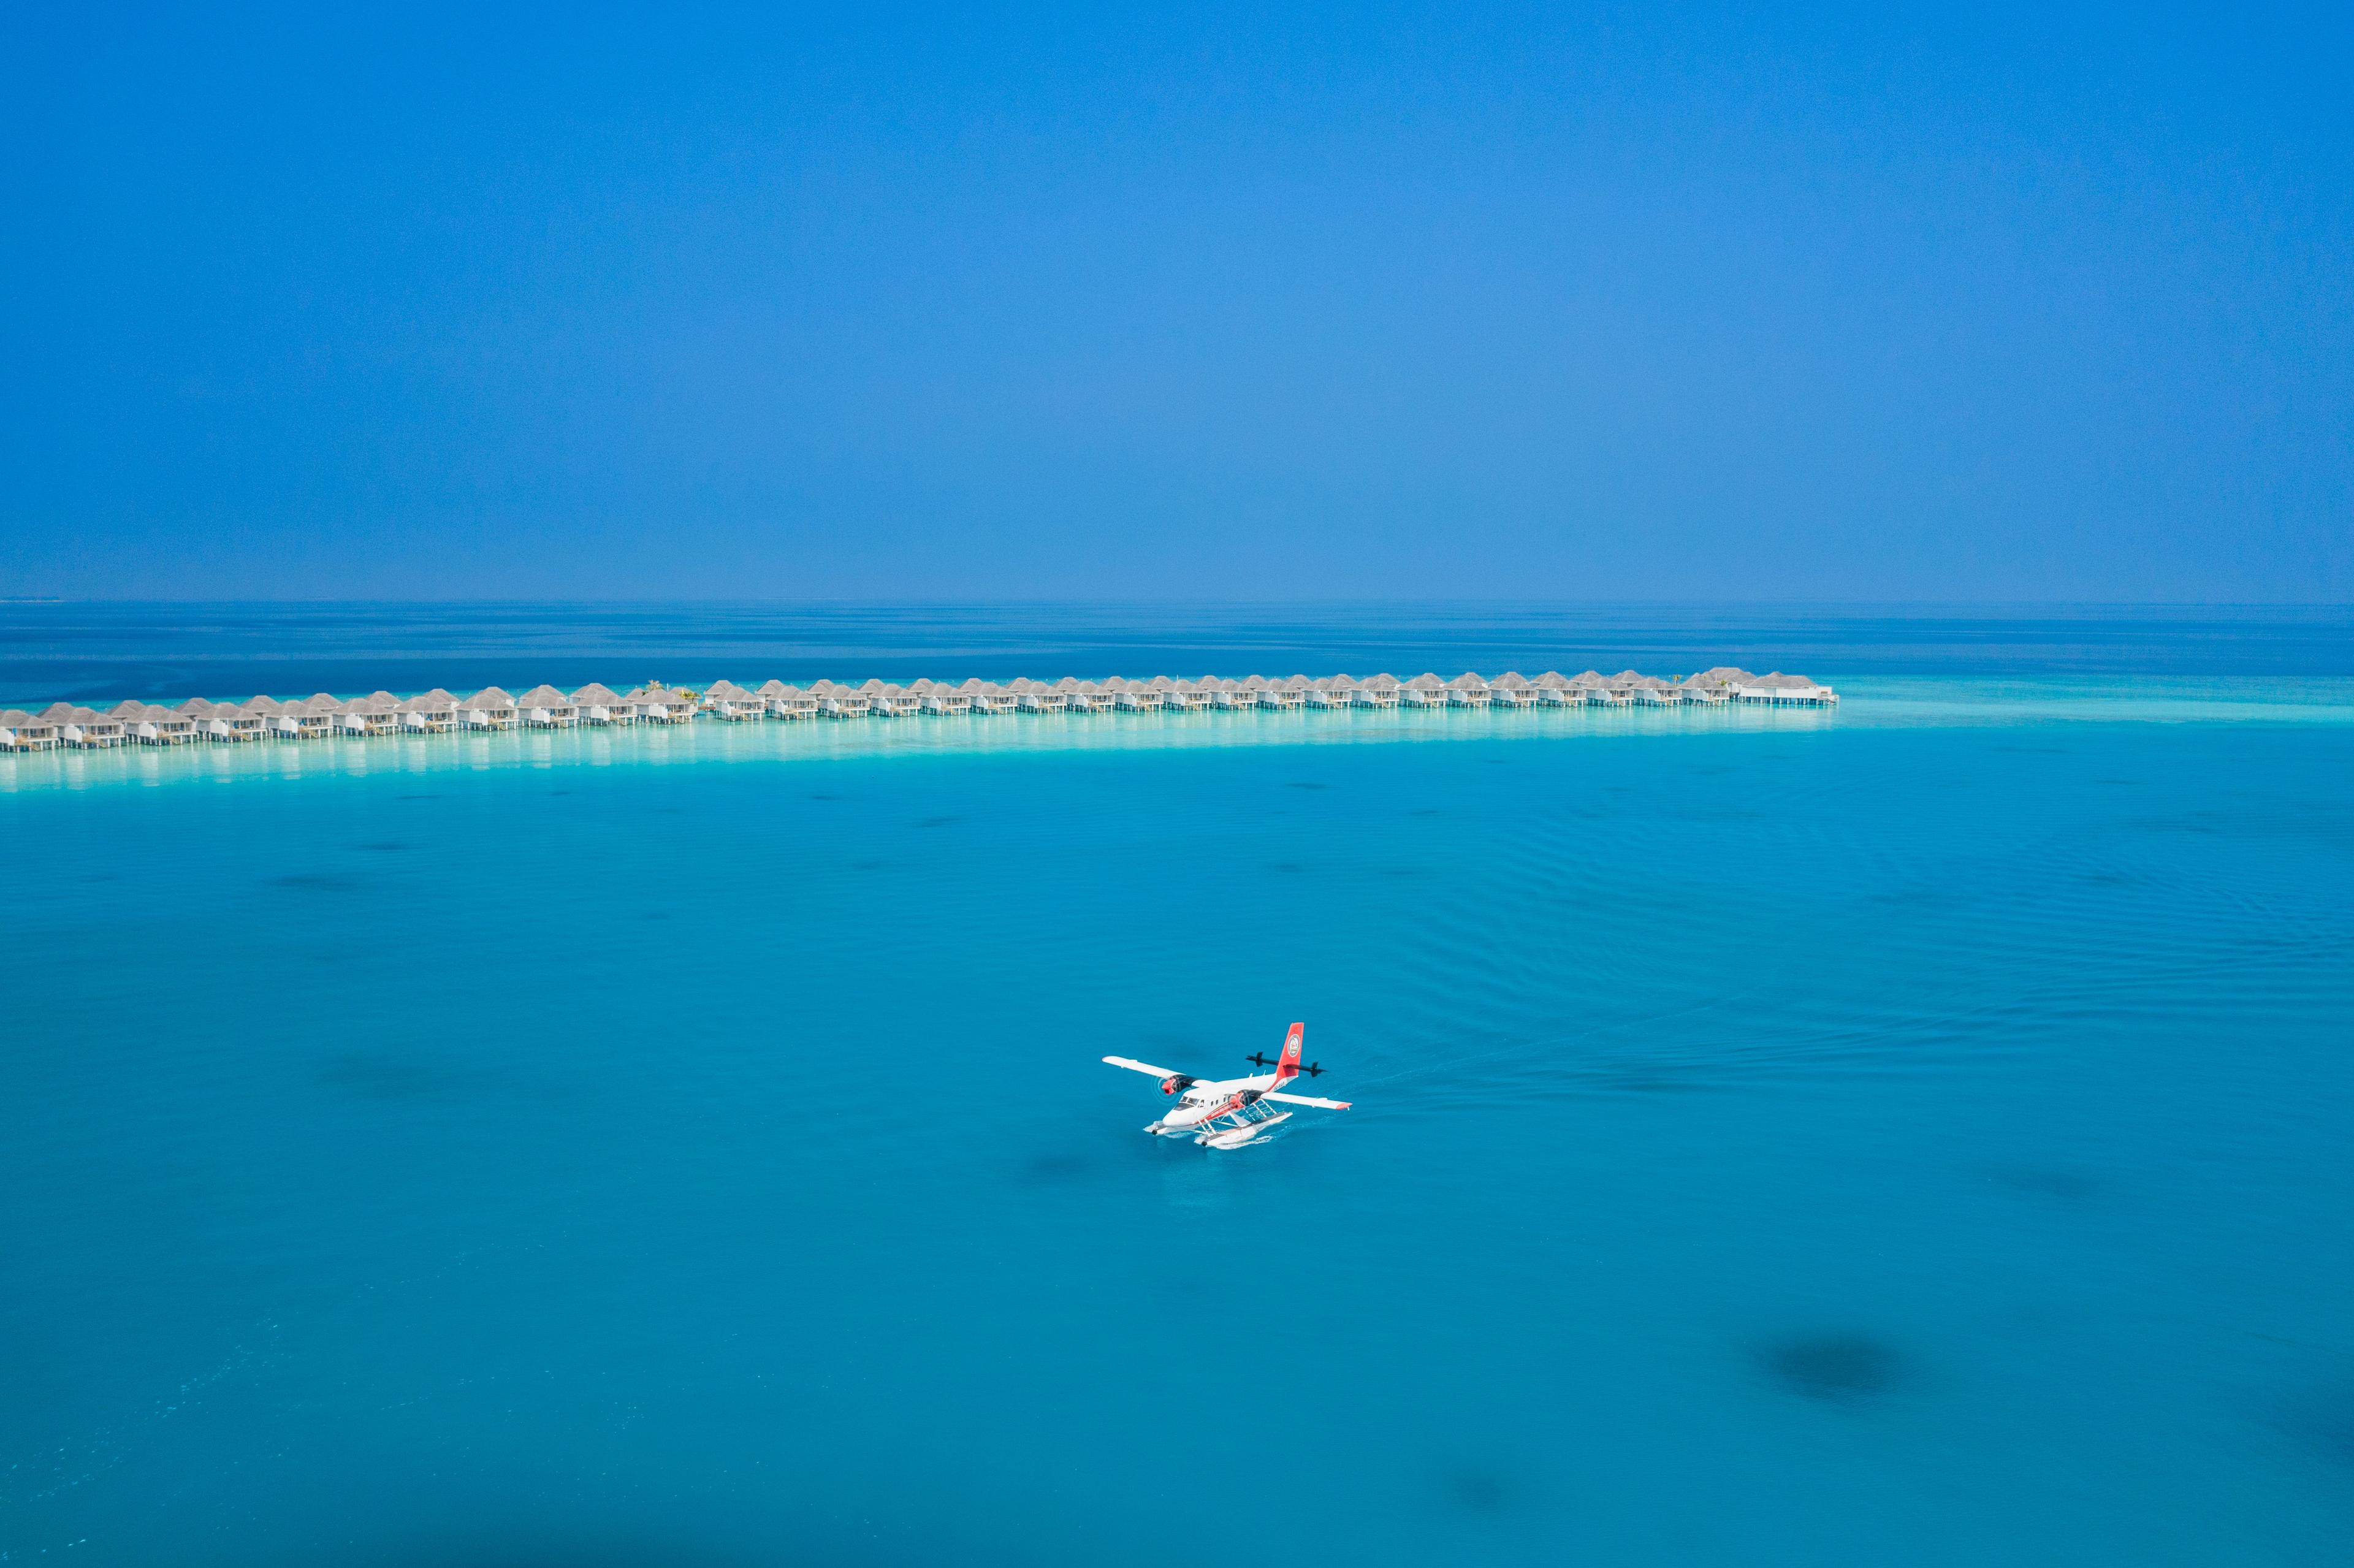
[1103,1022,1352,1148]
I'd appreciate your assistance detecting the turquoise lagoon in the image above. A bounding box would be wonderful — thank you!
[4,614,2353,1566]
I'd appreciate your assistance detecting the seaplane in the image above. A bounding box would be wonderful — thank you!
[1102,1023,1352,1149]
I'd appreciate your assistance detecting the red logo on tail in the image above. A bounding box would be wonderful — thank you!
[1274,1023,1304,1084]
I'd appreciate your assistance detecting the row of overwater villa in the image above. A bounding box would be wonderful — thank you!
[0,668,1835,750]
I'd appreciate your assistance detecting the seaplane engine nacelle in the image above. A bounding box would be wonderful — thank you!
[1159,1075,1198,1097]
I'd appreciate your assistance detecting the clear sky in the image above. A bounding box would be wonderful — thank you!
[4,3,2348,602]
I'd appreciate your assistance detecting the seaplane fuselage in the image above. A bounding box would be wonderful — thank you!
[1145,1073,1288,1136]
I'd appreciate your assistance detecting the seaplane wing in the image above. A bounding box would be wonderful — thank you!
[1102,1056,1184,1080]
[1263,1090,1352,1110]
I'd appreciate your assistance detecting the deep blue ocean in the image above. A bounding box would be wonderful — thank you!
[4,606,2353,1566]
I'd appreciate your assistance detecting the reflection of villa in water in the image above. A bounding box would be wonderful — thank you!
[0,668,1836,750]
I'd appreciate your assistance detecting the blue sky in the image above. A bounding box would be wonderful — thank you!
[4,2,2348,601]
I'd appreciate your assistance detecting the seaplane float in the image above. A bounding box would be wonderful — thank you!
[1102,1022,1352,1149]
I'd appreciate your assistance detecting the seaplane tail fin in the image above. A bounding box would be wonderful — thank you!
[1273,1023,1305,1086]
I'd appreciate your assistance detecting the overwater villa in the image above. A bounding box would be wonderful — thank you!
[1398,674,1442,707]
[1682,666,1751,695]
[291,695,339,738]
[771,680,814,717]
[38,703,128,747]
[186,699,257,740]
[1,709,58,749]
[114,701,197,744]
[1594,671,1642,706]
[173,697,224,739]
[1679,669,1744,705]
[814,681,868,718]
[346,691,406,734]
[460,688,517,730]
[630,685,694,723]
[234,696,284,738]
[1618,674,1678,707]
[514,685,577,728]
[1445,673,1492,707]
[2,665,1835,751]
[861,679,894,717]
[1735,672,1838,705]
[275,697,313,737]
[699,680,759,721]
[400,690,459,731]
[566,683,628,724]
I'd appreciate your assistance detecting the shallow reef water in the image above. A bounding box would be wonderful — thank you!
[2,609,2352,1565]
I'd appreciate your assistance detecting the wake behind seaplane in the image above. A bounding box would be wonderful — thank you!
[1103,1023,1352,1149]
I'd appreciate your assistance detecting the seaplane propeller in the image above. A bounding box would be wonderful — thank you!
[1246,1051,1323,1077]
